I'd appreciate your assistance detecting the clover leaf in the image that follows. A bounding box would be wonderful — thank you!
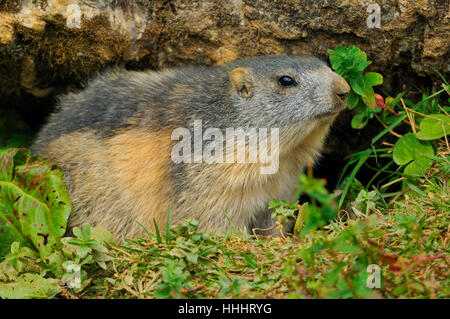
[415,114,450,141]
[393,133,434,176]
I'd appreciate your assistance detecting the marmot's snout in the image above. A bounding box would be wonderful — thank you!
[332,72,350,100]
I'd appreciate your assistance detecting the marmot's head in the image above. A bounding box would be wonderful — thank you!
[225,55,350,130]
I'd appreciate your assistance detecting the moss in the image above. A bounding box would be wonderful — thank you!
[0,0,21,13]
[14,14,131,90]
[0,44,23,96]
[1,0,49,12]
[0,11,134,128]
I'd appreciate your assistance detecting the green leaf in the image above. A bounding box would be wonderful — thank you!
[364,72,383,86]
[393,133,434,176]
[91,227,115,247]
[415,114,450,140]
[0,273,61,299]
[350,76,367,97]
[347,90,360,109]
[0,148,71,258]
[403,160,433,176]
[351,113,369,129]
[327,49,336,56]
[335,46,346,55]
[362,87,375,108]
[353,51,371,73]
[293,203,306,237]
[329,55,340,70]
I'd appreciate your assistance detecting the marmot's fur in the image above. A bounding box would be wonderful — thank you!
[32,55,350,238]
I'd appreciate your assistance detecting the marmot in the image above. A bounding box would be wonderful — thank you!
[31,55,350,238]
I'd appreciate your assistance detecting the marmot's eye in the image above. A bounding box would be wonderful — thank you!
[278,76,297,87]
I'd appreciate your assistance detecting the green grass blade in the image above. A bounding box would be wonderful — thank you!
[165,206,171,245]
[136,221,153,239]
[338,149,371,209]
[153,219,162,244]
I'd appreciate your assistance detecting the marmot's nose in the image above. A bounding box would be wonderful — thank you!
[332,73,350,99]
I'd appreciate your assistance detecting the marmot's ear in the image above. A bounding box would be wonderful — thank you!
[229,67,253,98]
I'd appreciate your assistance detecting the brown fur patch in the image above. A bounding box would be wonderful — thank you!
[106,129,173,232]
[43,129,173,238]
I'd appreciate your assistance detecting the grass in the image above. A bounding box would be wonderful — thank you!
[53,154,448,299]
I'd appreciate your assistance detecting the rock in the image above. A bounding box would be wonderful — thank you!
[0,0,448,101]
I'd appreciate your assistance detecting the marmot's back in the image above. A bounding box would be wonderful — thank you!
[32,55,350,238]
[32,70,173,154]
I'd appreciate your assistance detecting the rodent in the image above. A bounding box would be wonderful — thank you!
[31,55,350,238]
